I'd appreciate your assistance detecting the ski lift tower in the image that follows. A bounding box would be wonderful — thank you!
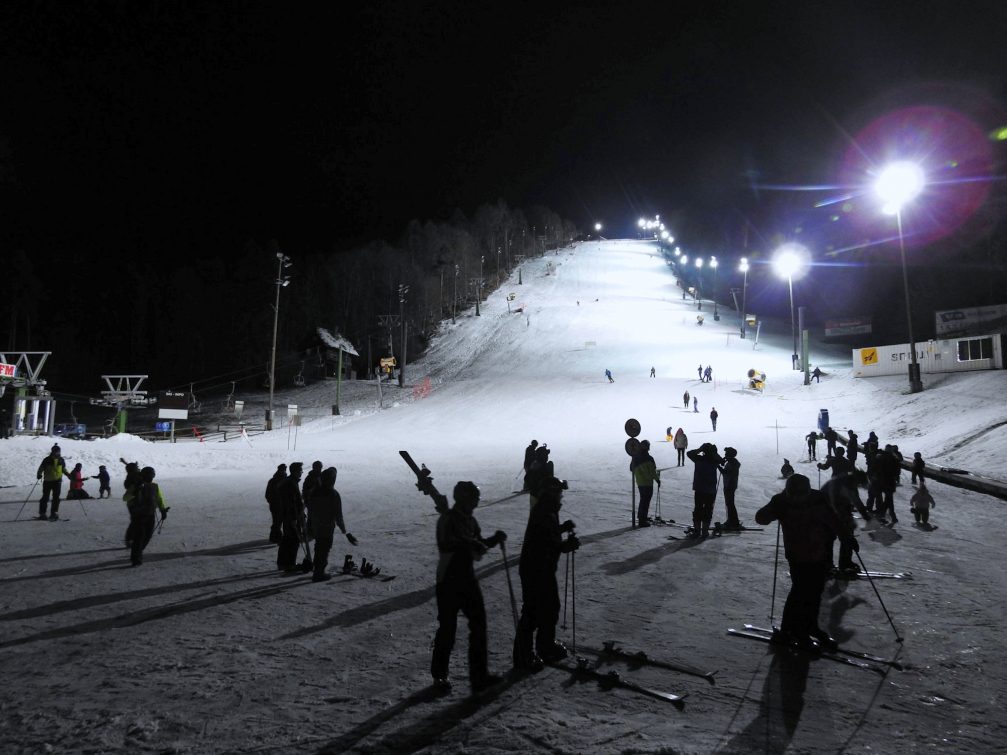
[89,375,153,434]
[0,351,53,435]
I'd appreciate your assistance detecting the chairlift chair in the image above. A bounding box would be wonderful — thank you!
[188,382,202,415]
[293,361,306,388]
[221,381,236,412]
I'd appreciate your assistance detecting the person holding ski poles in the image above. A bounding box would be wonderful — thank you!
[756,474,858,652]
[513,476,579,671]
[431,481,508,694]
[127,466,169,566]
[35,444,68,520]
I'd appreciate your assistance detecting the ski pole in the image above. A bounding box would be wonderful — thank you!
[77,496,88,518]
[770,522,781,627]
[561,552,570,629]
[500,542,519,631]
[14,479,40,522]
[630,473,636,527]
[855,550,904,643]
[570,548,576,655]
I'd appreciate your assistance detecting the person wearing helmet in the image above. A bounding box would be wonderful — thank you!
[755,474,857,651]
[126,466,169,566]
[514,477,578,670]
[35,444,68,520]
[522,440,539,491]
[430,481,507,695]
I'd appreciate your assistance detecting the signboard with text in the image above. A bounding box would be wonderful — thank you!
[158,391,189,420]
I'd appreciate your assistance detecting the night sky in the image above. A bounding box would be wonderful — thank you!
[2,1,1006,352]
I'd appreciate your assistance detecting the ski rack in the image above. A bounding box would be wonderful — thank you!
[89,375,154,407]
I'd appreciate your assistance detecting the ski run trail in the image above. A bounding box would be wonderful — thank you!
[1,239,1006,754]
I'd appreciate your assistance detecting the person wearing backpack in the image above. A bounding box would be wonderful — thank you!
[127,466,169,566]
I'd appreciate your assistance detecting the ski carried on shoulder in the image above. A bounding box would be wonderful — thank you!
[743,625,904,670]
[547,657,687,707]
[591,640,717,684]
[726,628,886,675]
[399,450,449,513]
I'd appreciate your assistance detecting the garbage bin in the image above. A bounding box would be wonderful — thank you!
[817,409,830,433]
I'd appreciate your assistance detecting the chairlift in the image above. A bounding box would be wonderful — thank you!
[188,382,202,415]
[293,361,306,388]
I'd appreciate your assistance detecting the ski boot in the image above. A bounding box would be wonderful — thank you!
[342,554,357,574]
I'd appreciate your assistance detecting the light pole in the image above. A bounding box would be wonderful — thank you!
[694,257,704,309]
[452,264,459,324]
[772,244,807,370]
[738,257,749,338]
[477,255,484,316]
[710,256,719,320]
[398,283,409,388]
[267,252,292,430]
[875,161,925,393]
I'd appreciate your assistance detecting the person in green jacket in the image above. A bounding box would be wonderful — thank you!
[127,467,169,566]
[631,440,660,526]
[36,444,69,520]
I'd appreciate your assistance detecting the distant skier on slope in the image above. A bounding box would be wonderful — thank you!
[780,459,795,479]
[605,369,614,383]
[710,407,718,431]
[806,430,818,461]
[683,390,690,409]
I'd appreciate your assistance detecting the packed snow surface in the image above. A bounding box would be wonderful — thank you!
[1,240,1006,753]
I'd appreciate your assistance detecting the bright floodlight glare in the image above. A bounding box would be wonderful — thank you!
[681,255,688,264]
[739,258,749,272]
[674,248,681,256]
[709,256,718,269]
[638,218,646,228]
[772,244,807,280]
[695,258,703,269]
[661,230,669,239]
[874,161,924,215]
[594,222,602,231]
[668,236,674,243]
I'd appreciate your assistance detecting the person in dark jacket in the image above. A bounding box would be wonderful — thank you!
[630,440,660,525]
[305,467,357,582]
[911,452,926,485]
[302,460,324,499]
[755,474,857,650]
[781,459,795,479]
[277,462,308,572]
[513,477,579,670]
[526,445,554,510]
[36,444,69,520]
[522,440,539,491]
[846,431,859,465]
[874,446,902,525]
[431,481,507,694]
[864,431,880,470]
[683,390,690,409]
[92,465,111,498]
[127,466,169,566]
[823,427,838,458]
[121,459,142,547]
[719,447,742,529]
[710,407,718,431]
[687,443,723,537]
[264,464,287,543]
[805,430,818,461]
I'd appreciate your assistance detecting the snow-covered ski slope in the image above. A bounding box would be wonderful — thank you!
[1,239,1006,754]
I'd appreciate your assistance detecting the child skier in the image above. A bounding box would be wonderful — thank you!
[92,465,111,498]
[910,482,935,526]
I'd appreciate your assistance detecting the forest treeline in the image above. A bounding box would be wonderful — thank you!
[1,201,579,397]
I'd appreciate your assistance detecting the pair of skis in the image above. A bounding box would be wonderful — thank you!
[727,624,903,673]
[547,657,687,707]
[833,569,913,580]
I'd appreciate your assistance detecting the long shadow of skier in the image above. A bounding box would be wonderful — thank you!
[281,526,637,639]
[316,672,528,754]
[0,570,279,621]
[715,648,813,754]
[0,540,275,585]
[599,537,701,576]
[0,546,127,564]
[0,577,314,649]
